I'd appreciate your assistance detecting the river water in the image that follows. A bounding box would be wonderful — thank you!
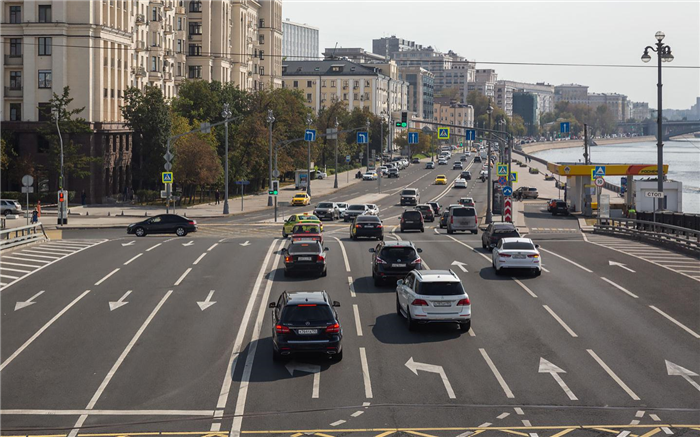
[531,139,700,213]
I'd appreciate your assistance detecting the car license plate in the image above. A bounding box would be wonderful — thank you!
[393,263,406,267]
[365,225,374,228]
[433,301,452,307]
[298,256,312,261]
[513,254,526,259]
[297,329,318,335]
[405,220,413,223]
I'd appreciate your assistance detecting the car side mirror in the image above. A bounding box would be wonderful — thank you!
[268,302,276,308]
[281,248,288,254]
[535,244,540,248]
[324,247,329,251]
[368,248,375,253]
[332,301,340,307]
[397,279,404,286]
[417,248,423,253]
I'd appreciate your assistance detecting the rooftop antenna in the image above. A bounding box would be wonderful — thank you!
[331,42,338,59]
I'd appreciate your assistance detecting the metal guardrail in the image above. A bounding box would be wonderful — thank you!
[0,223,48,250]
[595,217,700,254]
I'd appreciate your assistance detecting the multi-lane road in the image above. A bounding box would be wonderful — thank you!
[1,153,699,437]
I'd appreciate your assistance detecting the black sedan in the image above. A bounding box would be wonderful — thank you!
[369,241,423,286]
[551,201,570,216]
[282,241,329,277]
[350,215,384,240]
[127,214,197,237]
[415,204,435,222]
[481,223,521,249]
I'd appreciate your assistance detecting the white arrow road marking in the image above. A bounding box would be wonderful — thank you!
[451,260,468,272]
[405,357,456,398]
[109,290,132,311]
[609,260,636,273]
[240,241,251,247]
[285,362,321,398]
[197,290,217,311]
[182,241,194,247]
[666,360,700,391]
[539,357,578,400]
[121,241,135,247]
[14,290,45,311]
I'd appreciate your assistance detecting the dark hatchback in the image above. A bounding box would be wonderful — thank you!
[350,215,384,240]
[481,223,521,249]
[428,202,441,216]
[269,291,342,361]
[127,214,197,237]
[369,241,423,286]
[400,209,424,232]
[551,201,570,216]
[415,204,435,222]
[439,210,450,228]
[460,171,472,180]
[282,241,329,277]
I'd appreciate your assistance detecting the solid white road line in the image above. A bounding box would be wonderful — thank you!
[123,253,143,266]
[333,237,351,272]
[146,243,162,252]
[193,253,208,265]
[513,279,538,298]
[330,420,346,426]
[359,347,373,399]
[95,268,120,286]
[649,305,700,339]
[587,349,640,400]
[174,268,192,286]
[353,304,363,337]
[0,289,92,371]
[479,348,515,399]
[0,408,215,415]
[600,277,639,298]
[212,239,280,430]
[67,290,173,437]
[348,276,356,298]
[543,305,578,337]
[539,248,593,273]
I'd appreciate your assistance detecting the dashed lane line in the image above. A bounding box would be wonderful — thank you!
[353,304,363,337]
[649,305,700,339]
[174,268,192,286]
[95,268,120,286]
[600,277,639,299]
[543,305,578,337]
[538,247,593,273]
[587,349,641,401]
[124,253,143,265]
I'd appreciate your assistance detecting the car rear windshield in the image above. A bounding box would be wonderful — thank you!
[494,230,520,238]
[357,216,380,223]
[403,211,422,219]
[281,304,334,324]
[417,281,465,296]
[348,205,365,211]
[389,168,398,172]
[318,203,333,208]
[292,225,321,234]
[288,243,321,254]
[380,246,417,261]
[416,205,430,211]
[452,208,475,217]
[528,188,538,191]
[503,242,535,250]
[556,202,567,207]
[402,190,417,195]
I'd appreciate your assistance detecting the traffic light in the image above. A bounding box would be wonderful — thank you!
[58,191,65,203]
[269,180,279,196]
[395,112,408,128]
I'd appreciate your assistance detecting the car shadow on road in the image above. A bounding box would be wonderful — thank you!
[352,276,396,294]
[372,313,465,344]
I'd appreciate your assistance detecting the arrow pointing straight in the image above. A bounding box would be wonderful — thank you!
[121,241,135,246]
[14,290,45,311]
[197,290,217,311]
[240,241,251,247]
[405,357,456,398]
[609,260,636,273]
[539,357,578,400]
[285,362,322,398]
[183,241,194,247]
[666,360,700,392]
[109,290,132,311]
[451,261,468,273]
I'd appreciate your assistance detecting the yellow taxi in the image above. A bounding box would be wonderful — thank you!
[291,192,311,206]
[283,213,323,237]
[435,175,447,185]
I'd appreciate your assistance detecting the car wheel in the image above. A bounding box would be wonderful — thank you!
[3,210,11,217]
[135,227,146,237]
[420,227,424,233]
[406,308,417,331]
[534,269,542,277]
[331,349,343,362]
[379,235,384,241]
[482,240,487,249]
[176,227,187,237]
[459,320,471,333]
[400,227,405,233]
[321,267,327,277]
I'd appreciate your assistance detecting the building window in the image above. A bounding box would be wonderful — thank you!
[306,80,312,88]
[38,37,52,56]
[177,40,182,53]
[330,80,336,87]
[9,38,21,56]
[259,18,265,28]
[188,65,201,79]
[151,7,157,21]
[306,93,312,102]
[177,17,182,30]
[10,71,22,89]
[104,88,108,97]
[38,70,52,88]
[38,102,52,121]
[259,66,264,76]
[151,56,157,71]
[9,5,21,23]
[293,80,298,88]
[10,103,21,121]
[321,80,326,87]
[259,34,264,45]
[189,1,202,12]
[189,22,202,35]
[38,5,51,22]
[188,44,201,55]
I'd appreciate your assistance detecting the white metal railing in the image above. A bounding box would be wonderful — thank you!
[0,223,48,250]
[595,217,700,253]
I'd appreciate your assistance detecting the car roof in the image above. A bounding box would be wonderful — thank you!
[381,240,415,248]
[285,291,329,305]
[501,237,534,244]
[294,193,307,196]
[493,223,517,229]
[414,270,460,282]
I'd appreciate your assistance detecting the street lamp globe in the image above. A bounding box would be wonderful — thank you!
[306,114,313,125]
[655,31,665,41]
[266,109,275,124]
[221,103,232,119]
[641,52,652,63]
[487,105,493,115]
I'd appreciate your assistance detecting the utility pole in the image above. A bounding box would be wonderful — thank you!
[366,118,371,172]
[222,104,232,214]
[334,117,339,189]
[486,103,494,224]
[267,109,275,207]
[306,114,313,195]
[53,108,66,225]
[583,123,589,165]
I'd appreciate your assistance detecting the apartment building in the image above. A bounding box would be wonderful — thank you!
[399,65,433,125]
[323,47,384,63]
[554,83,589,105]
[513,92,537,135]
[588,92,628,121]
[372,35,422,58]
[281,59,408,117]
[468,69,497,99]
[283,19,318,61]
[433,98,474,140]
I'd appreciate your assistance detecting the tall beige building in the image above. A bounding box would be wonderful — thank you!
[433,99,474,140]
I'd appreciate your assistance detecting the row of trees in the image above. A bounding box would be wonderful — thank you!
[539,101,617,137]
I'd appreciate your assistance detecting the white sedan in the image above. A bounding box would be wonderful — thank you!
[492,237,542,276]
[316,171,328,179]
[363,172,378,181]
[454,177,467,188]
[366,204,380,215]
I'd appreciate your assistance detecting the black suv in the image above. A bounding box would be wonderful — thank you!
[400,209,424,233]
[369,241,423,286]
[350,215,383,240]
[269,291,342,361]
[415,204,435,222]
[282,241,329,277]
[551,201,570,216]
[481,223,521,249]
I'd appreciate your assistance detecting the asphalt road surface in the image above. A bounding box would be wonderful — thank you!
[1,154,699,437]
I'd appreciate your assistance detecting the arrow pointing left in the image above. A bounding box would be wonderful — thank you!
[109,290,132,311]
[539,357,577,400]
[666,360,700,392]
[240,241,251,247]
[405,357,456,398]
[14,290,45,311]
[197,290,217,311]
[609,260,635,273]
[285,362,321,398]
[451,261,468,273]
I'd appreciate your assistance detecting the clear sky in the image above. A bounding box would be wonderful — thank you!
[283,0,700,110]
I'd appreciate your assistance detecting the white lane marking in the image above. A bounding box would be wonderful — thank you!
[363,402,371,407]
[353,304,363,337]
[541,266,550,273]
[609,260,636,273]
[0,408,215,415]
[229,239,285,436]
[95,268,120,286]
[650,305,700,339]
[649,414,661,421]
[1,261,42,269]
[635,410,645,418]
[333,237,351,272]
[197,290,217,311]
[146,243,162,252]
[539,357,578,401]
[351,410,364,418]
[17,252,61,259]
[434,228,440,234]
[1,267,31,274]
[587,349,640,400]
[496,412,510,420]
[2,256,49,264]
[1,294,87,368]
[0,274,19,280]
[360,347,374,399]
[513,279,538,298]
[174,268,192,286]
[14,290,46,311]
[108,290,132,311]
[522,420,532,427]
[661,427,673,435]
[193,253,207,265]
[514,407,524,415]
[183,241,194,247]
[478,423,492,428]
[543,305,578,337]
[539,247,593,273]
[468,327,476,337]
[330,419,346,426]
[124,253,143,266]
[600,277,639,298]
[348,276,356,298]
[629,420,640,425]
[67,290,173,437]
[210,424,221,432]
[208,243,219,252]
[617,431,631,437]
[479,348,515,398]
[31,247,75,254]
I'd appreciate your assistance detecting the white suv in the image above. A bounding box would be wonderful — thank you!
[396,270,471,332]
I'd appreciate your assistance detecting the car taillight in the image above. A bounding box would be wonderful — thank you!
[401,217,405,223]
[411,258,421,265]
[528,254,540,258]
[457,298,471,306]
[356,224,362,228]
[411,299,429,306]
[500,253,512,258]
[325,323,340,333]
[275,325,290,334]
[376,256,387,264]
[450,216,454,224]
[317,255,325,262]
[285,256,293,263]
[188,220,196,225]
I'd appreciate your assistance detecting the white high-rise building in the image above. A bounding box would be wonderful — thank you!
[282,18,318,61]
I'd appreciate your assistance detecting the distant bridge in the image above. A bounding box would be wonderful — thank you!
[618,119,700,141]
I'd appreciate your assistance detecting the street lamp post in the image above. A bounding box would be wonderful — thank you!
[366,118,371,172]
[486,104,494,224]
[642,31,673,211]
[306,114,313,195]
[334,117,339,189]
[221,104,232,215]
[267,109,275,206]
[53,107,66,225]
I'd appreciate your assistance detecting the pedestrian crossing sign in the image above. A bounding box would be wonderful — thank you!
[496,164,508,176]
[592,165,606,178]
[510,172,518,183]
[438,127,450,139]
[162,172,173,183]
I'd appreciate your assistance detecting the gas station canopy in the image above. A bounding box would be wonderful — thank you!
[547,163,669,177]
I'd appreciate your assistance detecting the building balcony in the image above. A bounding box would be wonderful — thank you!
[149,70,163,79]
[149,0,163,4]
[165,49,174,58]
[164,72,173,81]
[175,74,186,82]
[164,24,173,34]
[135,13,146,25]
[4,86,23,98]
[149,43,163,52]
[132,66,146,77]
[164,1,174,11]
[4,55,23,66]
[176,6,186,15]
[135,41,146,51]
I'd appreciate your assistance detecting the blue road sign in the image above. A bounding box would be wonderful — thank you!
[408,132,419,144]
[621,186,627,194]
[304,129,316,141]
[235,180,251,185]
[593,165,606,177]
[498,176,507,186]
[510,172,518,183]
[438,127,450,139]
[345,155,351,163]
[357,131,368,144]
[560,122,570,133]
[502,186,513,197]
[162,172,173,183]
[465,129,476,141]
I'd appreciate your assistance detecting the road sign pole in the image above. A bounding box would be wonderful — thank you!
[274,194,278,223]
[224,120,231,214]
[334,121,339,189]
[241,184,244,212]
[166,139,171,214]
[268,110,274,207]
